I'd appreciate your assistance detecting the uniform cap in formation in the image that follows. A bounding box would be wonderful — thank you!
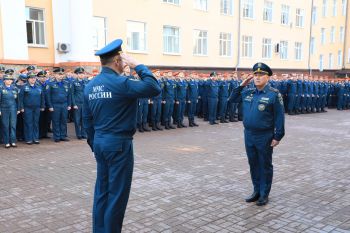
[53,67,65,74]
[74,67,85,74]
[3,74,14,80]
[27,71,37,78]
[26,65,35,71]
[37,70,47,77]
[95,39,123,58]
[18,74,28,81]
[5,69,14,75]
[253,62,273,76]
[0,66,5,73]
[210,72,217,77]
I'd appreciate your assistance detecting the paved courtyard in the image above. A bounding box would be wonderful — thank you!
[0,109,350,233]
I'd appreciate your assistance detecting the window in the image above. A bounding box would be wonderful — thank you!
[322,0,327,17]
[342,0,347,16]
[163,26,180,54]
[332,0,337,16]
[193,30,208,55]
[280,41,288,59]
[262,38,272,59]
[330,26,335,43]
[321,28,326,44]
[219,32,232,56]
[126,21,147,52]
[263,1,273,22]
[281,5,290,25]
[221,0,233,15]
[296,9,304,27]
[329,53,334,69]
[340,26,344,42]
[92,17,107,50]
[163,0,179,5]
[194,0,208,11]
[243,0,254,18]
[338,50,342,66]
[295,42,302,60]
[312,7,317,24]
[319,55,324,71]
[310,37,315,55]
[242,35,253,57]
[25,7,45,46]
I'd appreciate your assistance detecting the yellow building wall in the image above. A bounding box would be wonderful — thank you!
[345,0,350,69]
[25,0,55,65]
[310,0,347,70]
[93,0,238,68]
[0,11,3,60]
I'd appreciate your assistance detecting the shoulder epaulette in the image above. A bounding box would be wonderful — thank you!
[269,87,279,93]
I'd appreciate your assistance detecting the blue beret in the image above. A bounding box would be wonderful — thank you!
[27,65,35,71]
[53,67,65,74]
[95,39,123,58]
[74,67,85,74]
[5,69,14,75]
[37,70,47,77]
[253,62,273,76]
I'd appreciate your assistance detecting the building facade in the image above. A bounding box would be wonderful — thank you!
[0,0,349,76]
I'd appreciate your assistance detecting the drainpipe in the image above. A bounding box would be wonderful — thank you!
[235,0,241,72]
[308,0,314,76]
[342,0,349,71]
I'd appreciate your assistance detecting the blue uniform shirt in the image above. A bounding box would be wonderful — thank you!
[46,80,71,107]
[229,84,285,141]
[19,83,45,109]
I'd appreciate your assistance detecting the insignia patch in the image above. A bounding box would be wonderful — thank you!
[46,85,50,90]
[278,93,284,105]
[258,104,265,111]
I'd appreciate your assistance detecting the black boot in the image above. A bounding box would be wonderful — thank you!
[156,122,163,130]
[138,125,144,133]
[192,121,199,127]
[180,122,187,128]
[169,123,176,129]
[189,121,194,127]
[177,122,183,128]
[142,123,151,132]
[152,122,158,131]
[165,122,170,130]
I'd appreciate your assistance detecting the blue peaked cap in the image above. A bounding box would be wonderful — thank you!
[95,39,123,58]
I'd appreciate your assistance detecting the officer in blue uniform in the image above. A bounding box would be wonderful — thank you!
[207,72,219,125]
[186,74,199,127]
[46,68,71,142]
[83,39,161,233]
[229,62,285,206]
[162,71,176,130]
[0,75,20,148]
[0,66,4,144]
[19,72,45,144]
[72,67,88,139]
[218,76,230,123]
[175,73,187,128]
[37,70,51,139]
[150,70,163,131]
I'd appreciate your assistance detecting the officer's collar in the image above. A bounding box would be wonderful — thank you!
[254,84,270,94]
[101,66,120,76]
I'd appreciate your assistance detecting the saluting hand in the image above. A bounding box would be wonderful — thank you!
[271,139,280,147]
[240,74,254,87]
[120,53,140,69]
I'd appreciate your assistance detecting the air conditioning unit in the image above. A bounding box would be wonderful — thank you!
[274,43,280,53]
[57,43,71,53]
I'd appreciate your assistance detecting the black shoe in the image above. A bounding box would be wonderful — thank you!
[156,123,163,131]
[48,128,53,133]
[177,123,183,128]
[26,141,33,145]
[189,122,194,127]
[220,120,229,123]
[169,124,176,129]
[77,136,82,140]
[54,139,60,143]
[256,196,269,206]
[180,122,187,128]
[209,122,215,125]
[213,121,219,124]
[142,123,151,132]
[81,136,87,139]
[164,122,170,130]
[192,121,199,127]
[138,127,144,133]
[34,141,40,144]
[60,138,70,142]
[42,136,51,139]
[245,192,260,203]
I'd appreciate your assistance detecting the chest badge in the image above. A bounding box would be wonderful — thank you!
[258,104,266,111]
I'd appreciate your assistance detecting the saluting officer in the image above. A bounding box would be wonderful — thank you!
[83,39,161,233]
[0,75,20,148]
[72,67,88,139]
[229,62,285,206]
[46,68,71,142]
[19,72,45,144]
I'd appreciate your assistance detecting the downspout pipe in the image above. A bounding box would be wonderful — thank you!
[235,0,241,72]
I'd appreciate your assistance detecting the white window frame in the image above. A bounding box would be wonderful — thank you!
[163,26,180,55]
[262,38,272,59]
[332,0,337,16]
[340,26,344,43]
[193,29,208,56]
[243,0,254,19]
[338,50,342,66]
[321,28,326,45]
[322,0,328,17]
[92,16,107,51]
[312,7,317,24]
[242,35,253,58]
[310,37,315,55]
[219,32,232,57]
[281,5,290,26]
[329,53,334,69]
[26,7,46,47]
[280,40,288,60]
[126,21,147,53]
[342,0,347,16]
[330,26,335,43]
[295,42,303,61]
[263,1,273,22]
[319,55,324,71]
[296,8,304,27]
[220,0,233,15]
[163,0,180,5]
[194,0,208,11]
